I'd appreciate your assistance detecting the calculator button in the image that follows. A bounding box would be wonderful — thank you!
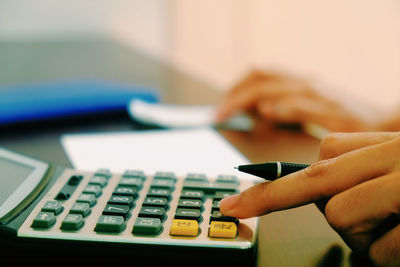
[132,217,162,235]
[147,187,171,199]
[82,185,102,197]
[122,170,146,180]
[185,173,208,182]
[183,181,237,194]
[175,208,202,222]
[55,191,71,200]
[76,193,97,207]
[214,191,236,200]
[209,221,237,238]
[113,186,138,198]
[31,212,56,228]
[216,175,239,185]
[170,219,199,237]
[61,214,84,230]
[89,176,108,188]
[70,202,91,217]
[67,175,83,186]
[180,190,204,200]
[103,204,131,219]
[108,195,135,208]
[94,169,112,179]
[138,207,166,220]
[143,197,168,208]
[212,199,221,212]
[154,171,177,181]
[151,179,175,190]
[119,178,143,189]
[177,199,203,210]
[95,215,125,233]
[210,210,239,224]
[41,200,63,215]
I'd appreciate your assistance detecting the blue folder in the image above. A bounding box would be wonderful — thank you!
[0,80,159,125]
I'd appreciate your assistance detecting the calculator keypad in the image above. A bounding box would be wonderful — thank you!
[21,168,257,250]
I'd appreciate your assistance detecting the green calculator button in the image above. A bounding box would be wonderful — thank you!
[178,199,203,209]
[210,210,239,225]
[175,208,202,222]
[214,191,236,200]
[142,197,168,208]
[185,173,208,182]
[153,171,176,181]
[31,212,56,229]
[151,179,175,189]
[147,187,171,199]
[70,202,91,217]
[113,186,138,198]
[133,217,162,235]
[89,176,108,188]
[41,200,63,215]
[61,214,84,230]
[119,178,143,189]
[138,207,166,220]
[76,193,97,207]
[183,181,237,194]
[180,190,204,200]
[83,185,102,197]
[95,215,125,233]
[103,204,130,219]
[108,195,135,208]
[212,199,221,212]
[122,170,146,180]
[216,175,239,184]
[94,169,112,179]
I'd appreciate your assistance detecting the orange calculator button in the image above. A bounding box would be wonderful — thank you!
[209,221,237,238]
[170,219,198,236]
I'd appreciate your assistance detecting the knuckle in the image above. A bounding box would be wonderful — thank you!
[303,159,333,179]
[324,195,348,231]
[369,242,400,267]
[319,133,347,159]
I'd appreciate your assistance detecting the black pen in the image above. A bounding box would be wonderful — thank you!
[234,162,310,180]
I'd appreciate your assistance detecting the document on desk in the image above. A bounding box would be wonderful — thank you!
[128,99,253,131]
[60,128,256,180]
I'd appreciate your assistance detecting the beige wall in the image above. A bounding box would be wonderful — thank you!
[167,0,400,112]
[1,0,399,112]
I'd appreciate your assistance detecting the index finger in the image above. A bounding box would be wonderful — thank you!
[220,136,400,219]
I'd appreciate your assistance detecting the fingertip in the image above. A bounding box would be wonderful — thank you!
[219,194,239,216]
[215,104,234,122]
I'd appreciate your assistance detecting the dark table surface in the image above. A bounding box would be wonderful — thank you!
[0,37,360,266]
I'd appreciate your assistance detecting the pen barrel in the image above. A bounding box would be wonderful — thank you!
[280,162,309,177]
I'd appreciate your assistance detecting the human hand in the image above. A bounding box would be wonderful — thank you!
[220,132,400,266]
[216,70,370,132]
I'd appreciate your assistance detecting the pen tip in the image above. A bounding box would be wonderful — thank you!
[233,166,238,169]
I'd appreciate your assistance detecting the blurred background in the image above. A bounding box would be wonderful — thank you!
[1,0,399,112]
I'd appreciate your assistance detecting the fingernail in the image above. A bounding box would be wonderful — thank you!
[219,194,239,215]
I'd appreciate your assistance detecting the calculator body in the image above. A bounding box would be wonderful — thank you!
[0,147,258,265]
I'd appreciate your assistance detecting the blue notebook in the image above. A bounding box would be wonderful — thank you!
[0,80,159,125]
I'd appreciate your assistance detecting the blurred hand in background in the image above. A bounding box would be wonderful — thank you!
[216,70,400,133]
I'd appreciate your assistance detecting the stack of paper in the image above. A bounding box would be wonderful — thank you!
[61,128,255,180]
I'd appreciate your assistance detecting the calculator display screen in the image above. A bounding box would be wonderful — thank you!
[0,157,34,206]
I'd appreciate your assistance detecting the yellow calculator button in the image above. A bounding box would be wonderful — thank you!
[209,221,237,238]
[170,219,199,236]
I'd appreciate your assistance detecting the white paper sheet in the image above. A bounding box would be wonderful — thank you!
[60,128,256,180]
[128,99,253,131]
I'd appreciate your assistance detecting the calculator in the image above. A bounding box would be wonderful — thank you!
[0,147,258,265]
